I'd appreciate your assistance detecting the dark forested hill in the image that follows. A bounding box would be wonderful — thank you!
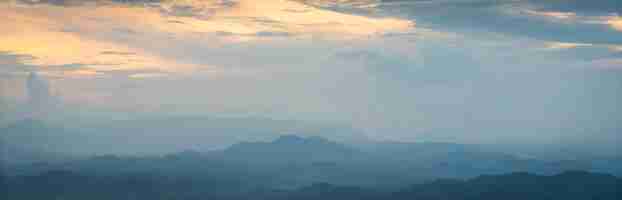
[4,170,620,200]
[391,171,621,200]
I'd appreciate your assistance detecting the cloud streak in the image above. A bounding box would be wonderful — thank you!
[0,0,413,80]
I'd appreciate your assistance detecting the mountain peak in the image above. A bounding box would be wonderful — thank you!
[273,134,306,144]
[272,134,331,145]
[221,135,357,163]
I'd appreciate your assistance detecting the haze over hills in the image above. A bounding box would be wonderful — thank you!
[2,116,621,197]
[0,117,365,157]
[4,118,620,163]
[4,134,621,189]
[4,133,621,199]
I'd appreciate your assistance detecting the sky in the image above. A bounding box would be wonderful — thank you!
[0,0,621,155]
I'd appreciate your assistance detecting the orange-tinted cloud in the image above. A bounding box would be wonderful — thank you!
[0,5,201,74]
[0,0,414,78]
[606,16,622,32]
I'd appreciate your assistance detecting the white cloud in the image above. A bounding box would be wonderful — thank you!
[544,42,593,50]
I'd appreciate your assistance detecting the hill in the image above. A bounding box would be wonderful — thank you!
[4,170,620,200]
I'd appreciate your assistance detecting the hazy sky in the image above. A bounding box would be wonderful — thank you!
[1,0,620,151]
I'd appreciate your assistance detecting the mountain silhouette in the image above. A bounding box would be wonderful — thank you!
[391,170,621,200]
[220,135,359,164]
[6,133,621,188]
[5,170,620,200]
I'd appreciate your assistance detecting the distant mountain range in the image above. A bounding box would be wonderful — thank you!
[218,135,358,164]
[4,131,622,188]
[0,118,364,159]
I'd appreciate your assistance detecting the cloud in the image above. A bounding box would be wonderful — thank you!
[524,10,577,21]
[0,52,38,73]
[544,42,593,50]
[528,0,621,15]
[0,51,94,76]
[372,0,622,46]
[589,58,622,70]
[525,10,622,33]
[6,0,414,39]
[0,0,414,80]
[606,15,622,31]
[99,51,137,56]
[541,43,622,62]
[26,71,52,107]
[128,73,169,79]
[609,45,622,52]
[0,5,206,74]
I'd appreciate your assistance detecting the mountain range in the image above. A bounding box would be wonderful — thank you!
[4,126,621,188]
